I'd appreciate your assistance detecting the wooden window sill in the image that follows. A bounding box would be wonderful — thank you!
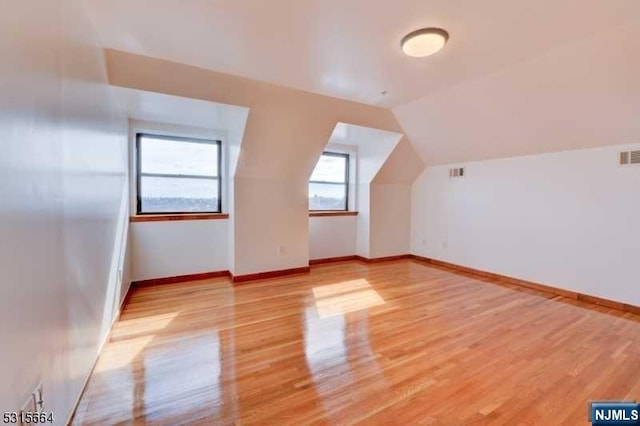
[130,213,229,223]
[309,211,358,217]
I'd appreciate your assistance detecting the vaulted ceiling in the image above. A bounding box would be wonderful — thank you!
[85,0,638,107]
[395,22,640,164]
[86,0,640,164]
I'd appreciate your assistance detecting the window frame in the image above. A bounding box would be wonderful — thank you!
[308,151,350,212]
[135,133,222,215]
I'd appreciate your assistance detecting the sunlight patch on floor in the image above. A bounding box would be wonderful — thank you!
[112,311,180,338]
[95,335,156,372]
[312,279,385,318]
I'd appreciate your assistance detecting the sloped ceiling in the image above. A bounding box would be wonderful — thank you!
[393,22,640,165]
[112,86,248,132]
[85,0,640,107]
[104,49,419,182]
[88,1,640,166]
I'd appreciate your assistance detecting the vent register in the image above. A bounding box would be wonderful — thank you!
[447,150,637,179]
[449,167,465,178]
[620,150,640,165]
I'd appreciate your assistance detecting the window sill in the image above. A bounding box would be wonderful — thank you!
[309,211,358,217]
[130,213,229,223]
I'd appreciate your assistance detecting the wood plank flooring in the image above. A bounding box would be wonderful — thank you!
[73,260,640,425]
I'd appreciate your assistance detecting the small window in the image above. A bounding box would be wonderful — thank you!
[309,152,349,211]
[136,133,221,214]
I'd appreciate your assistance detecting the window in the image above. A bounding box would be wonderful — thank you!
[136,133,221,214]
[309,152,349,211]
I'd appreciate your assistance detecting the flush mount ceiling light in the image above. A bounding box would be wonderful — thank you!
[401,28,449,57]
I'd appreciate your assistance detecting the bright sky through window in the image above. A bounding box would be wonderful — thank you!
[309,152,349,211]
[137,134,221,214]
[141,137,218,176]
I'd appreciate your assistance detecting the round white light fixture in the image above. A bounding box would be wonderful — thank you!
[401,28,449,57]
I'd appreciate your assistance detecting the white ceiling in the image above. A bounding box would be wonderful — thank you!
[85,0,640,107]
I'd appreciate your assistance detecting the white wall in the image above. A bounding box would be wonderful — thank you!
[0,0,129,422]
[411,144,640,306]
[309,216,357,260]
[131,220,228,280]
[223,106,250,275]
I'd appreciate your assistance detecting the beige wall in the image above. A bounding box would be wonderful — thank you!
[370,184,412,258]
[106,50,424,272]
[0,0,129,421]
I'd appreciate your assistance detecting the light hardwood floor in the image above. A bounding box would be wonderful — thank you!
[73,260,640,425]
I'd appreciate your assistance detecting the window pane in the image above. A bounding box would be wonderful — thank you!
[140,136,218,176]
[309,183,347,210]
[310,154,347,183]
[140,176,219,213]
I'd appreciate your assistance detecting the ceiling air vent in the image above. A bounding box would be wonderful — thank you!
[449,167,465,178]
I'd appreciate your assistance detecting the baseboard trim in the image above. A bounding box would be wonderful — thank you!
[131,256,411,286]
[356,254,413,263]
[309,255,358,265]
[576,293,640,315]
[310,255,412,265]
[132,266,313,286]
[133,270,231,287]
[409,255,640,315]
[67,282,133,425]
[232,266,311,284]
[310,254,412,265]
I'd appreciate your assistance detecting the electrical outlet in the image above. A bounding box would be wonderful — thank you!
[34,383,43,412]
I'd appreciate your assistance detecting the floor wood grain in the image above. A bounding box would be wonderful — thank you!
[73,260,640,425]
